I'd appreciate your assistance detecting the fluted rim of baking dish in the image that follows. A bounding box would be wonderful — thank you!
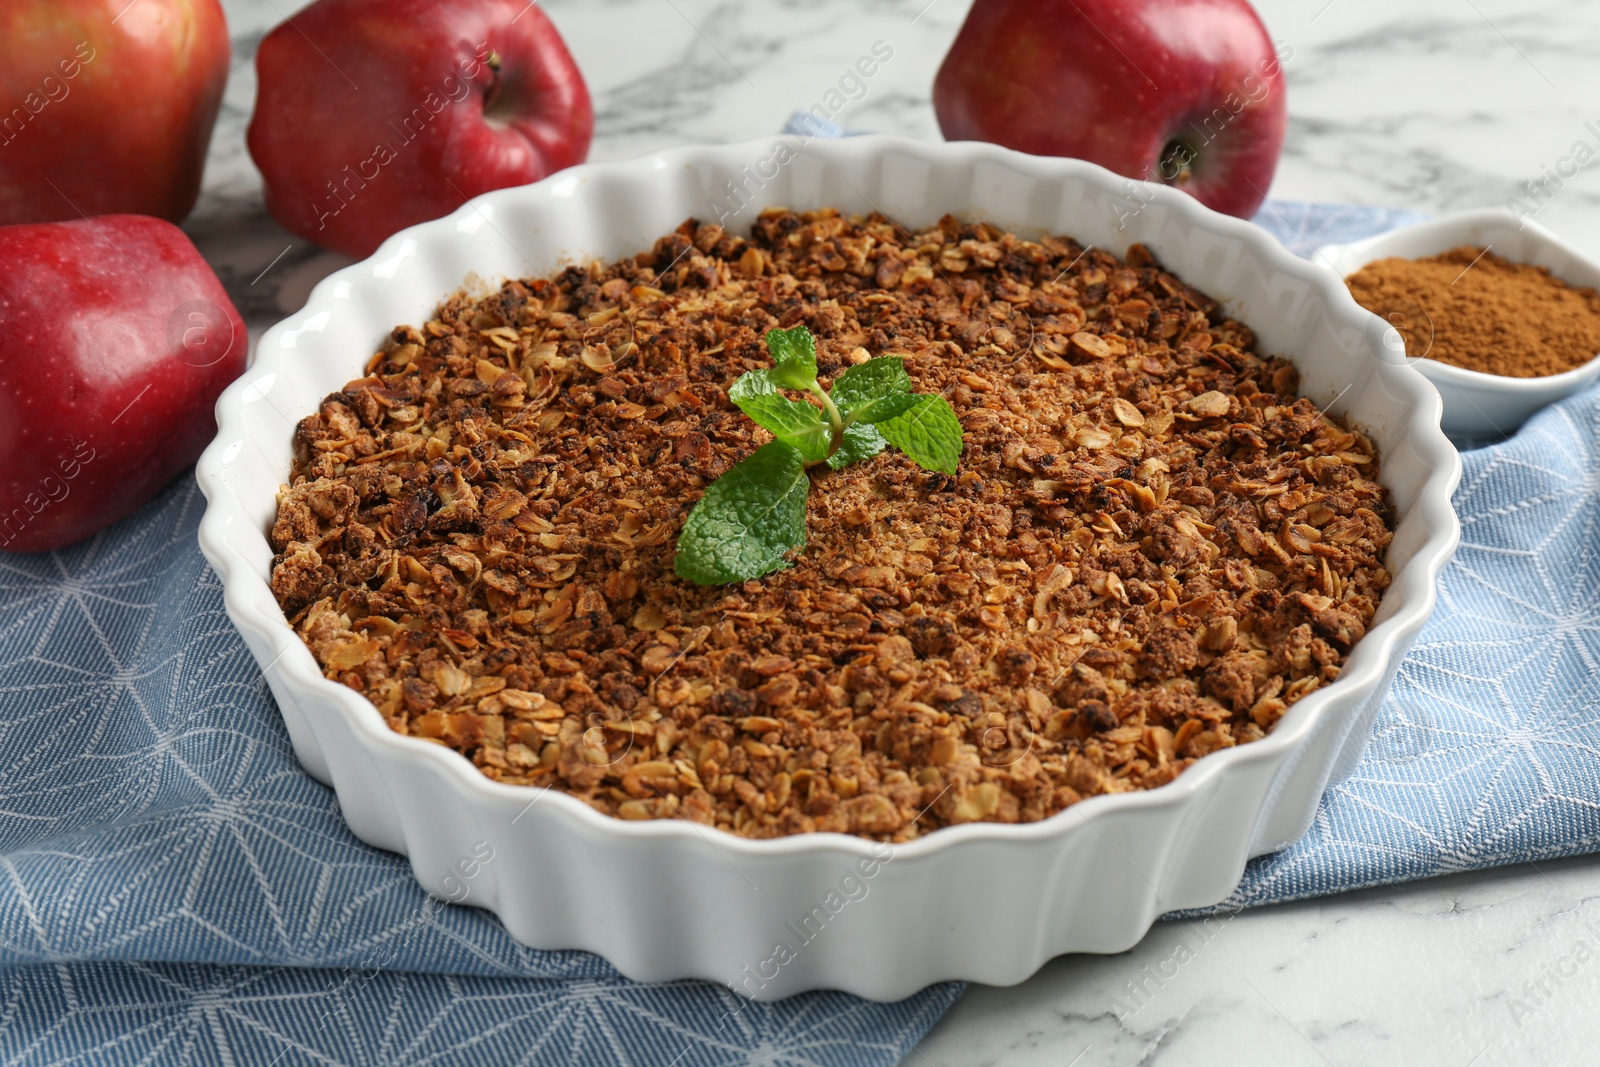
[196,134,1462,865]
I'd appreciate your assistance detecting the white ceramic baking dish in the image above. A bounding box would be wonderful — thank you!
[196,135,1461,1001]
[1316,207,1600,439]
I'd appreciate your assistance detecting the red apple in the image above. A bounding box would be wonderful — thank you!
[248,0,594,260]
[0,216,246,553]
[0,0,231,225]
[933,0,1289,218]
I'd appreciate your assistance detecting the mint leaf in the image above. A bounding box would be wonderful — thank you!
[728,368,777,401]
[727,371,831,461]
[765,326,818,390]
[878,395,963,475]
[826,422,887,470]
[830,357,911,418]
[849,392,923,425]
[750,401,831,461]
[673,329,965,585]
[674,441,811,585]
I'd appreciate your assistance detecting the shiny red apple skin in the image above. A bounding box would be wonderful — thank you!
[933,0,1288,218]
[0,0,231,225]
[248,0,594,260]
[0,216,246,553]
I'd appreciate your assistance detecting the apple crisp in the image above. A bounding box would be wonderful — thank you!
[269,208,1394,841]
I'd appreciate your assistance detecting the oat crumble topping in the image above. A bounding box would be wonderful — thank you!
[269,208,1394,841]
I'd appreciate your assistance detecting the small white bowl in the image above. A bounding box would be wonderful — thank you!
[196,136,1460,1000]
[1317,208,1600,439]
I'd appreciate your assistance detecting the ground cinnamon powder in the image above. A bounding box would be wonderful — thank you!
[1344,246,1600,377]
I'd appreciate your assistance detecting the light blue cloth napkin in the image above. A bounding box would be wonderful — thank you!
[1,127,1590,1061]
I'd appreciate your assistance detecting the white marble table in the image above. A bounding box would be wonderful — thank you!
[201,1,1600,1063]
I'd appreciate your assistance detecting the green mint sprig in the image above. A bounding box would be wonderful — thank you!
[673,325,962,586]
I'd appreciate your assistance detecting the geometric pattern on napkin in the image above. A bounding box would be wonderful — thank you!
[0,961,959,1066]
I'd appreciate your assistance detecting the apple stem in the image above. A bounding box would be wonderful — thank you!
[482,51,504,113]
[1158,139,1197,186]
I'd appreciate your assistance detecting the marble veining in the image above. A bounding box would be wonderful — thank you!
[918,852,1600,1066]
[191,2,1600,1063]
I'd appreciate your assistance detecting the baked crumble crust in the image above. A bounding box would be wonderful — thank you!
[268,208,1394,841]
